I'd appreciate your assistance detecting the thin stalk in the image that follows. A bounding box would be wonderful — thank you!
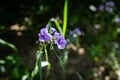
[52,46,64,65]
[75,72,83,80]
[38,46,44,80]
[38,53,42,80]
[51,45,65,80]
[44,46,51,80]
[61,64,66,80]
[76,35,80,47]
[31,46,43,80]
[61,51,68,80]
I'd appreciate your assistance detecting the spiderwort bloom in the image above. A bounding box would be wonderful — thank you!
[115,17,120,24]
[69,31,74,36]
[105,7,113,13]
[69,28,81,36]
[53,32,61,38]
[53,32,67,49]
[73,28,81,35]
[98,5,104,11]
[106,1,114,7]
[54,36,67,49]
[38,28,52,42]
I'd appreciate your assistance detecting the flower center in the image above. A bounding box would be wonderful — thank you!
[58,39,63,44]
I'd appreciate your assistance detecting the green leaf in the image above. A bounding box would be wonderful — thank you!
[0,38,17,51]
[31,50,46,80]
[50,18,63,35]
[62,0,68,37]
[31,64,38,78]
[31,52,41,78]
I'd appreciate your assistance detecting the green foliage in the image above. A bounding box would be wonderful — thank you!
[0,54,29,80]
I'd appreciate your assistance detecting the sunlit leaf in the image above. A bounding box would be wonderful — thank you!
[31,64,38,78]
[62,0,68,37]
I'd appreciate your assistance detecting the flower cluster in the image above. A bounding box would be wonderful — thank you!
[38,24,67,49]
[98,1,114,13]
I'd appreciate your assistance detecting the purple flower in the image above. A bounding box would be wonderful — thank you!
[54,36,67,49]
[115,17,120,24]
[69,31,74,36]
[73,28,81,35]
[106,1,114,7]
[105,7,113,13]
[69,28,81,36]
[38,28,52,42]
[38,24,67,49]
[98,5,104,11]
[54,31,67,49]
[53,32,61,38]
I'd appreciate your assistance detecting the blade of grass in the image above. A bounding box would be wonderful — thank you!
[0,38,17,51]
[62,0,68,37]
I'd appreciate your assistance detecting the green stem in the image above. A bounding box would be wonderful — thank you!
[38,46,44,80]
[44,46,51,80]
[31,46,43,80]
[38,52,42,80]
[52,46,64,65]
[45,46,48,62]
[51,44,66,80]
[75,35,80,47]
[61,64,65,80]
